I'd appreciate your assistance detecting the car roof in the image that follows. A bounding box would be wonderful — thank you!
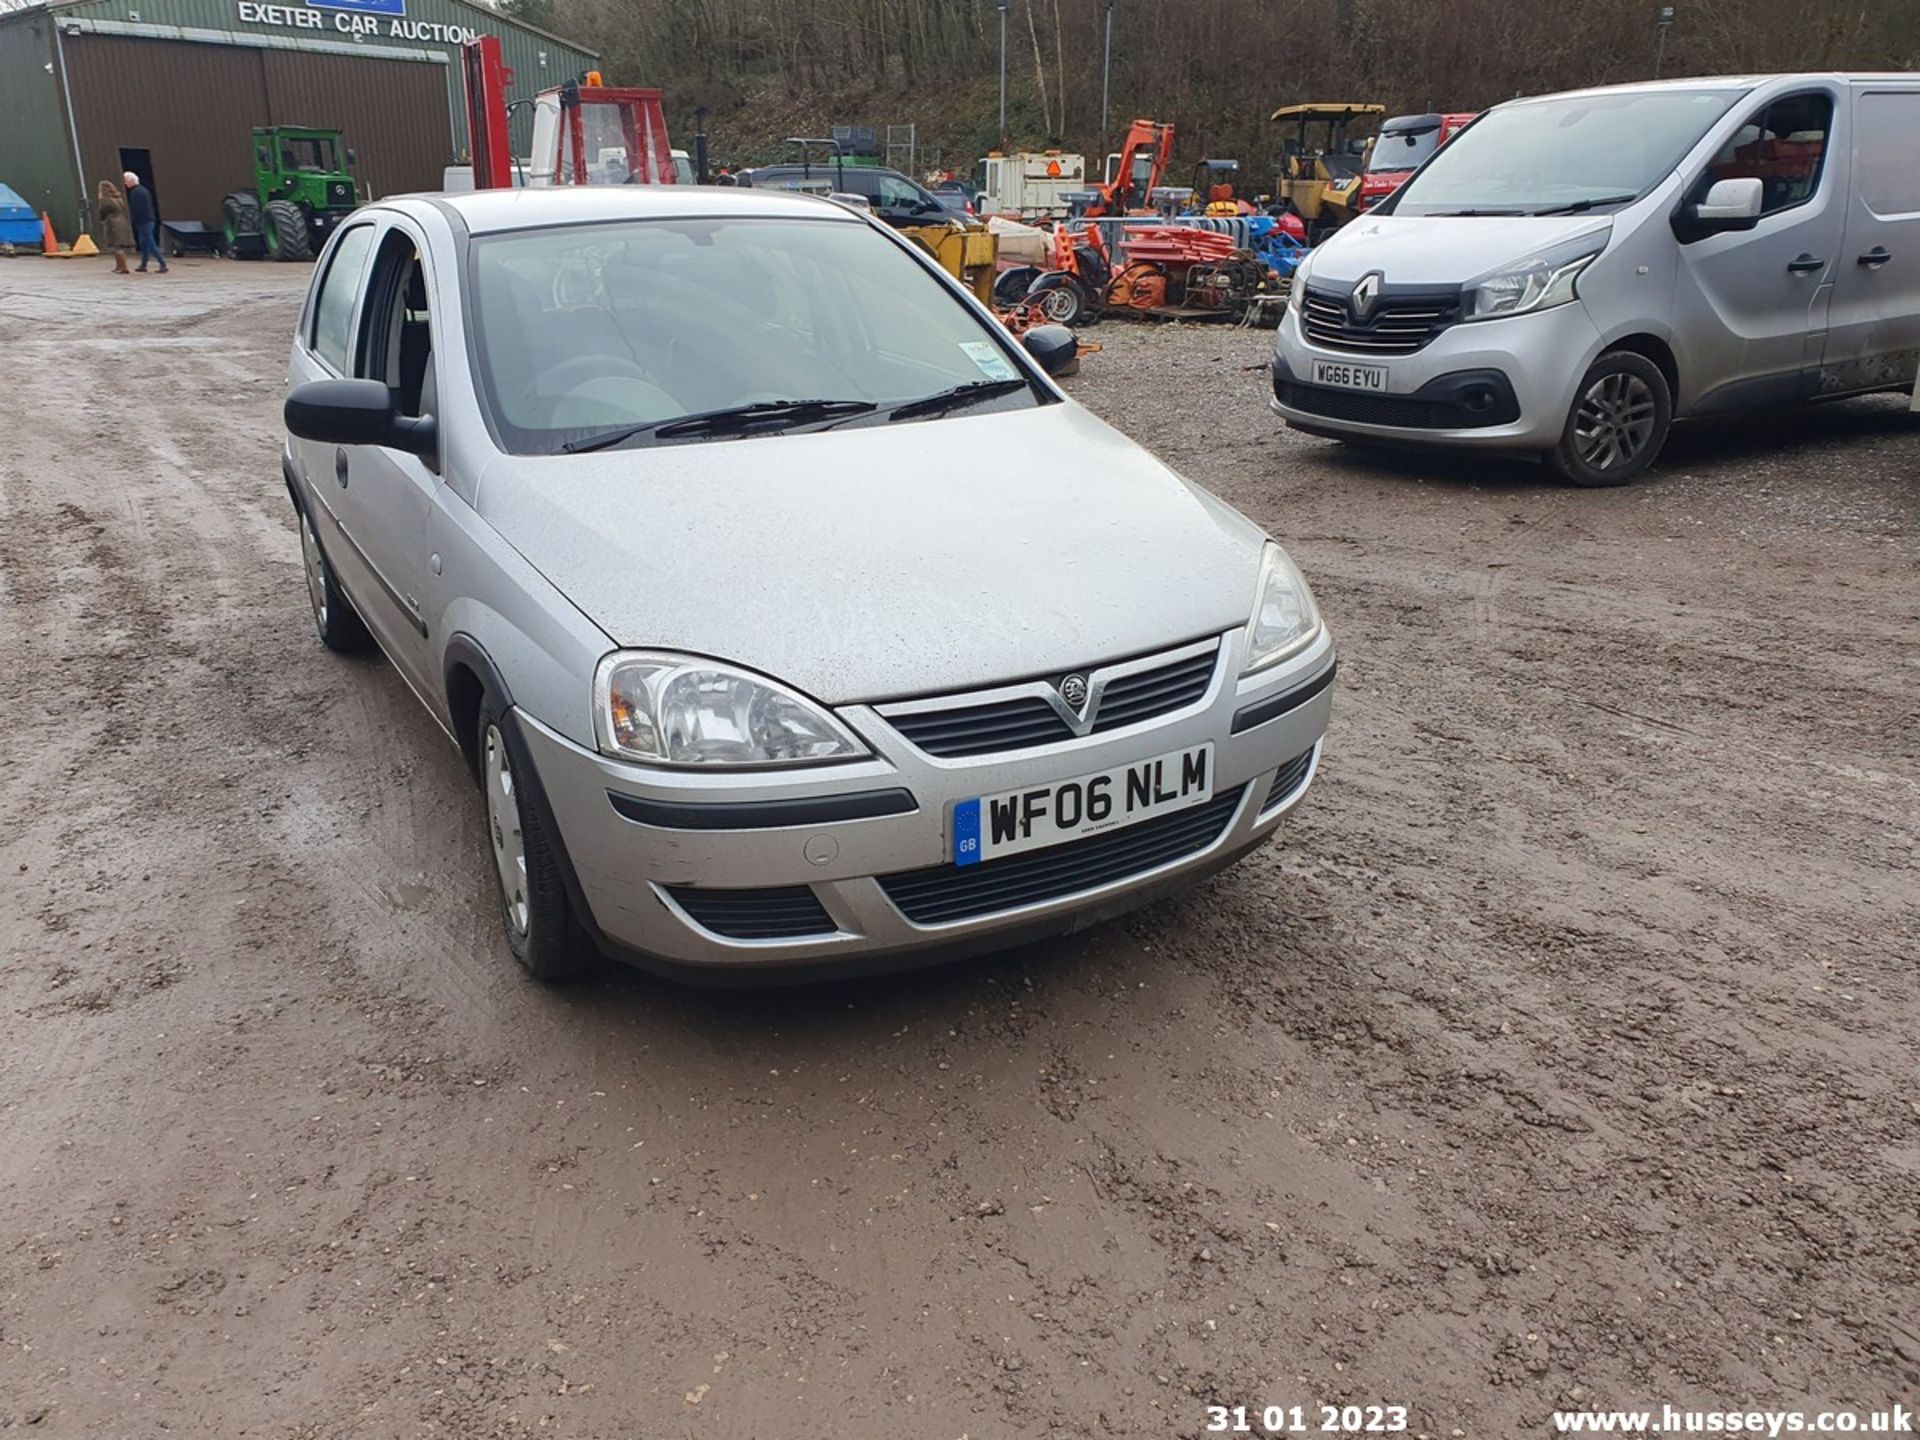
[383,183,862,235]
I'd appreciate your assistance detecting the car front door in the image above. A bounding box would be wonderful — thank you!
[1824,81,1920,395]
[1671,84,1849,412]
[336,217,442,692]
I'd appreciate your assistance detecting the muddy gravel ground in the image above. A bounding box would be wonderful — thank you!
[1,260,1916,1440]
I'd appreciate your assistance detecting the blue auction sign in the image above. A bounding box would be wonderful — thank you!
[307,0,406,15]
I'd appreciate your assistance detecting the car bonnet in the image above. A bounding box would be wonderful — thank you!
[475,402,1270,706]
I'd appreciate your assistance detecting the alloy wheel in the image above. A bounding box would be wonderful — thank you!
[1573,371,1657,473]
[484,723,530,940]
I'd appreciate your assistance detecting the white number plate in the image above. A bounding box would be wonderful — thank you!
[1312,359,1389,391]
[952,743,1215,867]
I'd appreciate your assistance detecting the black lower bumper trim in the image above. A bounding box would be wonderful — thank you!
[1231,661,1337,735]
[609,786,917,831]
[1273,355,1520,430]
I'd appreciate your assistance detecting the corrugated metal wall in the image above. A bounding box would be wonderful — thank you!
[0,15,79,232]
[63,33,449,228]
[0,0,598,240]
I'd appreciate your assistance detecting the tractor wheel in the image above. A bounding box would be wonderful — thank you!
[265,199,312,262]
[221,192,261,257]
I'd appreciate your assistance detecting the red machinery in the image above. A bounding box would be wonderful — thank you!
[460,34,675,191]
[1358,111,1475,211]
[1087,119,1176,217]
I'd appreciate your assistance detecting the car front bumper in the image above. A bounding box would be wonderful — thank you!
[515,626,1336,974]
[1270,300,1603,450]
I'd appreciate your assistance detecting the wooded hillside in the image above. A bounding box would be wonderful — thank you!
[500,0,1920,175]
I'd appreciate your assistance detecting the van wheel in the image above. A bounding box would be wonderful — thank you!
[1550,351,1671,487]
[478,700,598,983]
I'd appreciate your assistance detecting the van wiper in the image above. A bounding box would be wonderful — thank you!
[560,399,878,453]
[1528,194,1638,215]
[884,378,1031,422]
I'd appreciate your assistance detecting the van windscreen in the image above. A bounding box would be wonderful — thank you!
[1391,88,1740,216]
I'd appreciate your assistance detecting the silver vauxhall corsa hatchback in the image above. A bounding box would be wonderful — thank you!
[282,186,1335,980]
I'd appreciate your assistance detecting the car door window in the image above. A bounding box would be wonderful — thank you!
[1699,91,1832,216]
[309,224,375,373]
[357,226,435,423]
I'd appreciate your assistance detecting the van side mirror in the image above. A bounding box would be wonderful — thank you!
[1021,323,1079,378]
[286,378,437,458]
[1678,176,1763,240]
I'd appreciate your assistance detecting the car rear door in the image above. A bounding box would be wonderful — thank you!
[1671,82,1849,411]
[1823,80,1920,394]
[290,220,377,613]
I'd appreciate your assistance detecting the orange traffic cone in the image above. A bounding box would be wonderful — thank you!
[40,211,57,255]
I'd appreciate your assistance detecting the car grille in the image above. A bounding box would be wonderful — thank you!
[1301,286,1458,355]
[883,642,1219,759]
[878,785,1246,925]
[1262,746,1318,811]
[664,884,836,939]
[1090,647,1217,733]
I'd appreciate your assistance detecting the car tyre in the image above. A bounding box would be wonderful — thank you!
[1549,350,1671,487]
[299,504,372,653]
[477,698,598,983]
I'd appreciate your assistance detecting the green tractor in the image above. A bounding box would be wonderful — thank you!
[222,126,361,261]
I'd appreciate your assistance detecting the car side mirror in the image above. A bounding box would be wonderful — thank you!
[286,378,437,458]
[1021,323,1079,378]
[1679,176,1763,240]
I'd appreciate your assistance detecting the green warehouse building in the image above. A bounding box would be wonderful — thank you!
[0,0,596,241]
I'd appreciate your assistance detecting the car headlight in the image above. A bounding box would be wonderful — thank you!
[592,652,868,767]
[1244,542,1322,672]
[1463,238,1604,321]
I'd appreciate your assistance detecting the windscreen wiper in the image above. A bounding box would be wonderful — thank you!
[884,378,1031,423]
[1528,194,1639,215]
[560,399,878,454]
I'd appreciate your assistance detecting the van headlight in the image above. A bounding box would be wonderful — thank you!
[1463,238,1604,321]
[1244,542,1322,672]
[593,652,869,767]
[1287,252,1313,315]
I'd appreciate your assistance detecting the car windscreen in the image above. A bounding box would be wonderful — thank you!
[1391,88,1741,215]
[1366,122,1441,173]
[468,216,1039,454]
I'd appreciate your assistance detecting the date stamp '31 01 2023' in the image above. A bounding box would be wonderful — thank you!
[1205,1404,1411,1435]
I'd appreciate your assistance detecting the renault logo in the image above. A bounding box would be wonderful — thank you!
[1057,673,1090,713]
[1351,271,1383,320]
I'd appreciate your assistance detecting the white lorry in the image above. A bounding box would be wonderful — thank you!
[977,150,1086,219]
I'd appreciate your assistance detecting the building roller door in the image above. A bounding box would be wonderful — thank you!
[63,33,451,232]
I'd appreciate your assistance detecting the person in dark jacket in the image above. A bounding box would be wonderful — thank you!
[123,170,167,273]
[96,179,134,274]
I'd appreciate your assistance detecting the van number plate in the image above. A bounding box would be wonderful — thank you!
[1312,360,1389,391]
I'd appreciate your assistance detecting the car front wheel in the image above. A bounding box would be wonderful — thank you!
[479,703,598,982]
[1549,351,1672,487]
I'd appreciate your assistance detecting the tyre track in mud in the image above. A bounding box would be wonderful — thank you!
[1,264,1915,1438]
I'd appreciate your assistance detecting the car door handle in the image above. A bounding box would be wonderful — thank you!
[334,447,349,488]
[1786,254,1826,274]
[1857,246,1891,268]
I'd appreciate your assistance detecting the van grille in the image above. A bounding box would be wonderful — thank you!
[1302,286,1459,355]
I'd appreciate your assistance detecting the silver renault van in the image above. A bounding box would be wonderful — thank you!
[1271,74,1920,484]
